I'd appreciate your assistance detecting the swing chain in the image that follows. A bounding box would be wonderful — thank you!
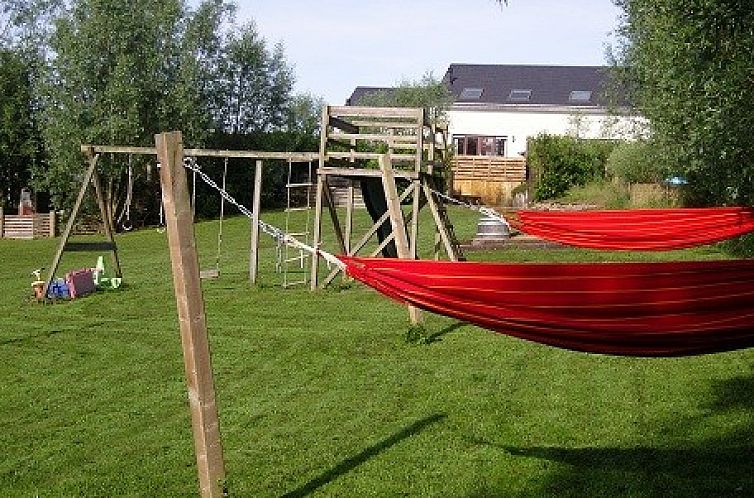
[182,158,344,270]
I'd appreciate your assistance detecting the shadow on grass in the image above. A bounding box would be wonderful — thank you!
[282,413,447,498]
[425,321,468,344]
[0,328,63,346]
[472,374,754,497]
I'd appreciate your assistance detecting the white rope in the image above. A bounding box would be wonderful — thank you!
[428,187,512,229]
[182,158,345,271]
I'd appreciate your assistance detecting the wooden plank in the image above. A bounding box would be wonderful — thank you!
[318,167,418,180]
[349,120,424,129]
[64,241,116,252]
[49,211,56,237]
[80,144,318,162]
[155,131,226,498]
[309,175,325,290]
[249,160,263,284]
[422,182,457,261]
[379,154,421,325]
[329,106,423,119]
[329,132,419,142]
[327,151,416,162]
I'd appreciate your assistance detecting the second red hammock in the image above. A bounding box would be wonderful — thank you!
[342,256,754,357]
[509,207,754,250]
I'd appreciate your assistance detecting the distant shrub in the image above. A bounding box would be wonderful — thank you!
[557,179,630,209]
[527,134,617,200]
[606,140,666,184]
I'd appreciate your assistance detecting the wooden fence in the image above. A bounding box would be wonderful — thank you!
[451,155,527,206]
[0,208,57,239]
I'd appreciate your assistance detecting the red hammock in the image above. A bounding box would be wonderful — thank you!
[509,207,754,250]
[342,256,754,357]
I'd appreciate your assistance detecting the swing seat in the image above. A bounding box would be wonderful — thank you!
[200,269,219,279]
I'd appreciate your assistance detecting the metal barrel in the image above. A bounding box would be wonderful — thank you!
[474,215,510,240]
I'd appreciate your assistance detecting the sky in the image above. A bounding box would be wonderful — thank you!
[235,0,624,105]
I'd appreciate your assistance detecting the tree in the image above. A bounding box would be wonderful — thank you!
[0,48,41,209]
[35,0,239,217]
[356,71,454,124]
[216,22,294,134]
[614,0,754,206]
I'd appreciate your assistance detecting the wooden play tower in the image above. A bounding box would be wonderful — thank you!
[309,105,465,290]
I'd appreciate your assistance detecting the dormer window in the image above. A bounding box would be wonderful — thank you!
[508,89,532,102]
[460,87,483,99]
[569,90,592,102]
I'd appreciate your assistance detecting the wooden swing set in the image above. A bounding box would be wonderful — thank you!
[51,105,462,497]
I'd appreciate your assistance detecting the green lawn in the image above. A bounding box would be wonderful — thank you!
[1,207,752,497]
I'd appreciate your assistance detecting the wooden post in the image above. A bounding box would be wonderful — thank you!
[379,154,421,325]
[249,159,262,284]
[310,174,325,290]
[0,207,4,238]
[49,210,56,238]
[155,131,226,498]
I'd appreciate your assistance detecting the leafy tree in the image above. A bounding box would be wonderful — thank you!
[357,72,454,124]
[614,0,754,206]
[35,0,239,219]
[286,92,326,138]
[0,48,42,209]
[216,22,294,134]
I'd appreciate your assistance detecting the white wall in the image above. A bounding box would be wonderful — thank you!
[447,107,646,157]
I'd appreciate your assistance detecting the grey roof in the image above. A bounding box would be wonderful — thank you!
[443,64,614,107]
[345,86,394,106]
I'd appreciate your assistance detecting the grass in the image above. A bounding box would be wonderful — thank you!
[1,206,753,497]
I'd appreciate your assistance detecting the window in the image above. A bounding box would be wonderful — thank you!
[459,87,483,99]
[453,135,507,157]
[508,89,532,102]
[569,90,592,102]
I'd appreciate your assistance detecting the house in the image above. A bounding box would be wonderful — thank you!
[346,64,641,205]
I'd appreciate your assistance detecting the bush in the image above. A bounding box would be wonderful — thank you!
[527,134,618,200]
[605,140,666,184]
[557,179,630,209]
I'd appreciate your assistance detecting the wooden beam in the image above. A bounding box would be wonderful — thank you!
[63,242,116,252]
[422,182,458,261]
[327,151,416,162]
[310,174,325,290]
[329,132,419,143]
[329,106,423,119]
[79,144,318,162]
[379,154,421,325]
[349,120,424,129]
[318,167,418,180]
[249,160,263,284]
[155,131,226,498]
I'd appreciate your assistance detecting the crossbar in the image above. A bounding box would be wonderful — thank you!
[64,241,116,252]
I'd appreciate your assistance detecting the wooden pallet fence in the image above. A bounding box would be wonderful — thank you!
[451,156,527,206]
[451,155,527,182]
[0,209,57,239]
